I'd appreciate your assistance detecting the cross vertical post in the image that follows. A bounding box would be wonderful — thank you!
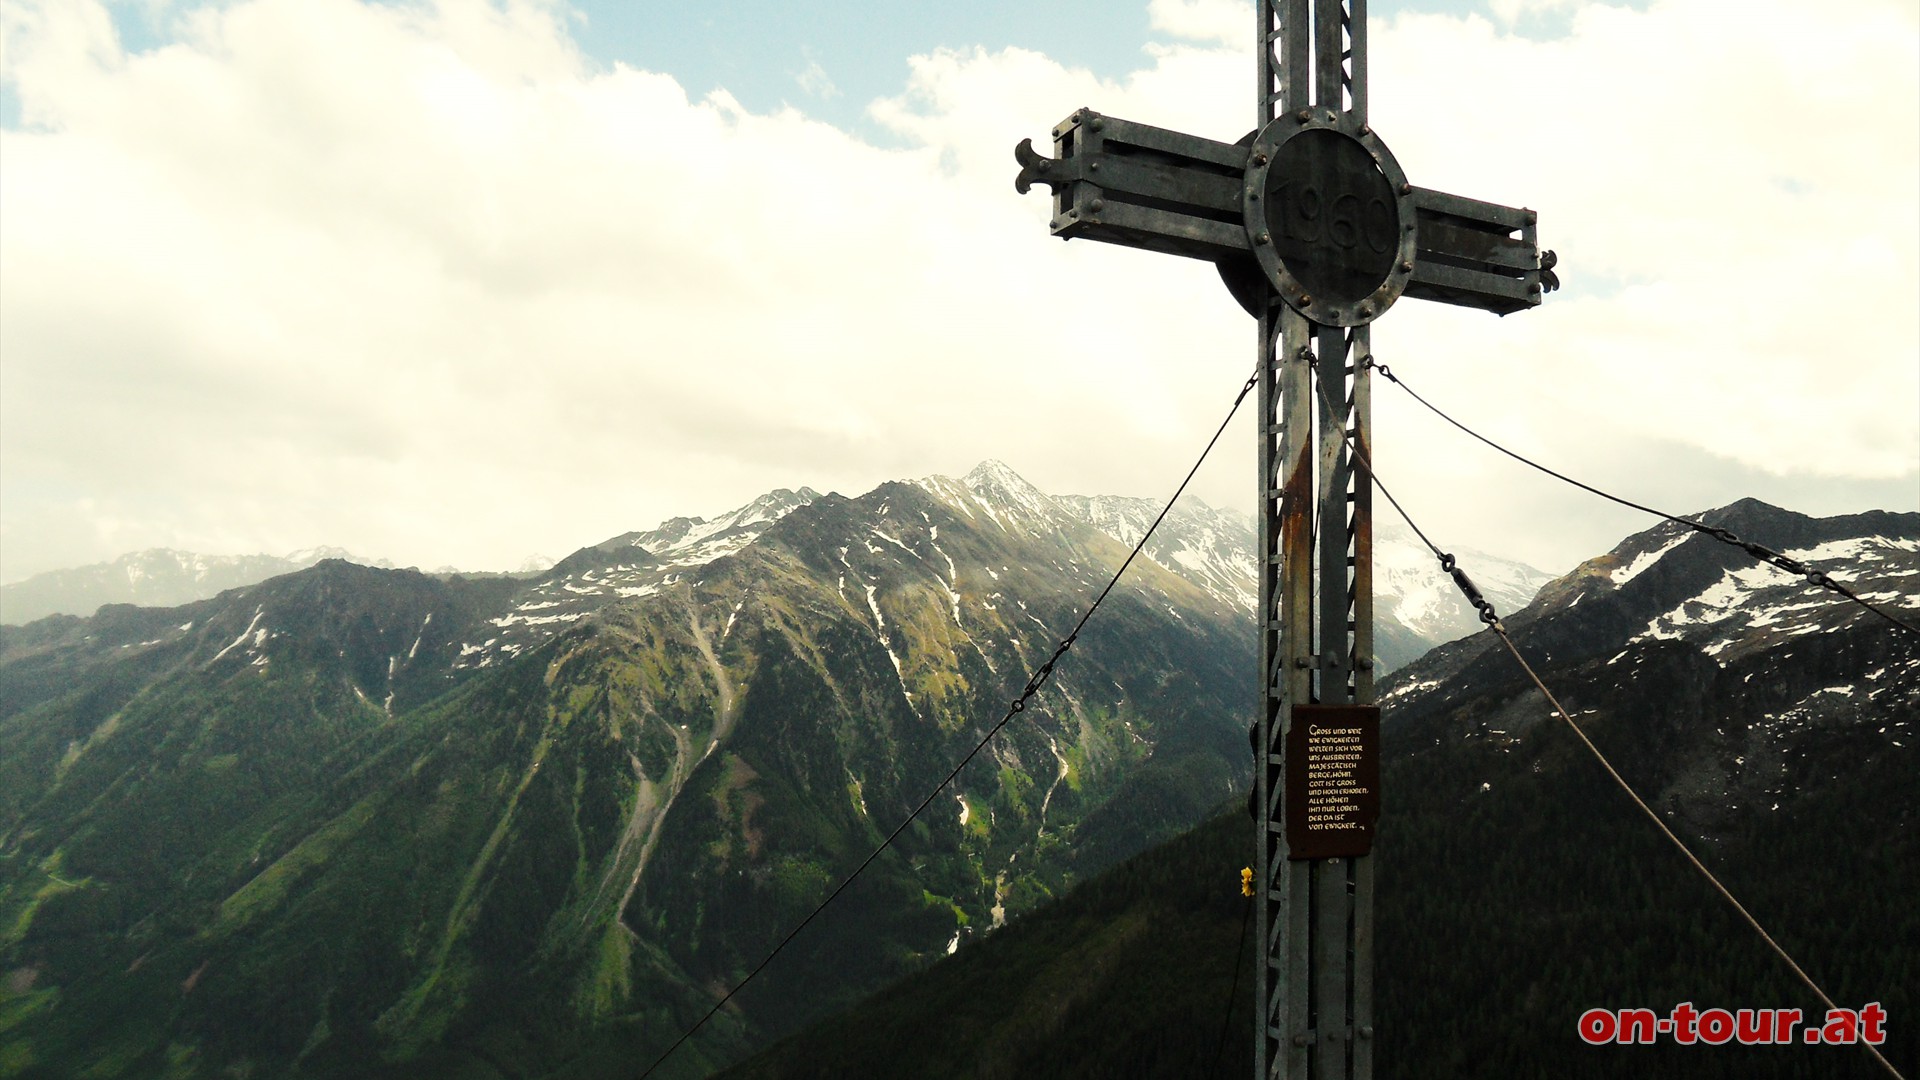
[1259,5,1376,1077]
[1012,2,1553,1075]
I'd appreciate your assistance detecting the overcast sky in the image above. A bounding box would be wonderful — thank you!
[2,0,1915,584]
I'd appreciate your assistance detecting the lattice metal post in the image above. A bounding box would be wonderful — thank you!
[1257,3,1375,1078]
[1010,4,1551,1077]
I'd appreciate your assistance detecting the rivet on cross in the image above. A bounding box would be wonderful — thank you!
[1014,4,1556,1079]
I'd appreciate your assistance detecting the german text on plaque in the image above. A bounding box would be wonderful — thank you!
[1285,704,1381,860]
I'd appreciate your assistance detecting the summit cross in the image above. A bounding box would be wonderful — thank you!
[1013,3,1557,1078]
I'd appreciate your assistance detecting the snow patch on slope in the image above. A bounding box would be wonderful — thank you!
[1613,529,1693,585]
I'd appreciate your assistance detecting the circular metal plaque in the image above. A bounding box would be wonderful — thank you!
[1243,113,1417,326]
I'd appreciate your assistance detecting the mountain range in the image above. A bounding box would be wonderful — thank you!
[722,498,1920,1079]
[0,548,399,627]
[0,549,569,628]
[0,461,1278,1078]
[13,465,1896,1078]
[0,463,1551,673]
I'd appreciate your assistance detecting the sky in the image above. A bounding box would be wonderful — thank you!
[1,0,1915,585]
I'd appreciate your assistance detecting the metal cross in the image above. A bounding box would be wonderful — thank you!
[1014,3,1555,1078]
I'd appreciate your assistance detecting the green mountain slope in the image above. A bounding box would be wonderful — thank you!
[720,503,1920,1080]
[0,471,1255,1078]
[716,808,1258,1080]
[725,702,1918,1080]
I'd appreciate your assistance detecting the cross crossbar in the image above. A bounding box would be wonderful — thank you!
[1016,109,1551,316]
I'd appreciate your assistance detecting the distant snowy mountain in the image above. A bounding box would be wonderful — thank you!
[3,465,1553,673]
[1381,498,1918,829]
[1374,519,1555,644]
[453,487,822,669]
[941,461,1551,670]
[623,485,824,564]
[513,553,557,575]
[10,470,1900,1080]
[732,498,1920,1080]
[1526,502,1919,666]
[0,546,394,625]
[1052,490,1257,613]
[449,461,1548,675]
[0,463,1263,1078]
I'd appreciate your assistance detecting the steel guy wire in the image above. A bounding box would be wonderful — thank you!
[1209,886,1254,1078]
[1319,358,1906,1079]
[1483,622,1905,1080]
[1357,355,1918,636]
[636,360,1263,1079]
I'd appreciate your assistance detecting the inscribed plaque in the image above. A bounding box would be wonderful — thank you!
[1285,704,1381,859]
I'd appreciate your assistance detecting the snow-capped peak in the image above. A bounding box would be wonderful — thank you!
[955,460,1062,529]
[515,554,557,574]
[963,459,1038,492]
[1625,534,1920,663]
[1370,519,1554,642]
[1053,493,1258,612]
[630,487,821,560]
[453,487,822,669]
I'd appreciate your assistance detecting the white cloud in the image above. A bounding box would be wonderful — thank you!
[0,0,1252,580]
[1362,2,1918,478]
[1487,0,1580,24]
[1148,0,1250,48]
[796,58,838,100]
[0,0,1913,583]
